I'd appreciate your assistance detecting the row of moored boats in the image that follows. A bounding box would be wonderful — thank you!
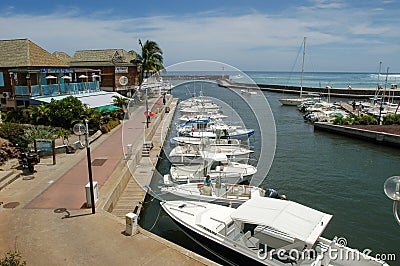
[160,94,388,265]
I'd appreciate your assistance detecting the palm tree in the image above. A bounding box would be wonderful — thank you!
[29,104,50,125]
[129,39,165,127]
[112,95,129,109]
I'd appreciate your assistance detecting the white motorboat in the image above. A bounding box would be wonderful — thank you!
[161,197,388,266]
[168,144,253,164]
[180,102,221,114]
[179,96,214,107]
[179,113,228,122]
[188,128,255,139]
[172,136,242,147]
[170,155,257,184]
[177,119,255,139]
[161,178,265,205]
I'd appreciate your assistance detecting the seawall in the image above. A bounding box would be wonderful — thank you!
[313,122,400,148]
[217,79,400,99]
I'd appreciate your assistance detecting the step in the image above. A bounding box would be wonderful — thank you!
[0,171,21,191]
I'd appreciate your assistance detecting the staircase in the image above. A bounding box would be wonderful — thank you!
[142,141,153,157]
[0,170,21,191]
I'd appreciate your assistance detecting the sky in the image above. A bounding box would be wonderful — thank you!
[0,0,399,72]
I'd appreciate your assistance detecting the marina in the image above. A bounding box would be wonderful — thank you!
[138,78,400,265]
[2,1,400,265]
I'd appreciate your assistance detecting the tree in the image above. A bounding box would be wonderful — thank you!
[47,96,86,129]
[29,104,51,125]
[79,106,102,131]
[129,39,165,127]
[112,95,129,109]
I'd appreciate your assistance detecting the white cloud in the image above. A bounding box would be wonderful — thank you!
[0,4,399,72]
[309,0,346,9]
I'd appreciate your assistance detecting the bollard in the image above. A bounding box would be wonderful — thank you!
[125,144,133,159]
[125,212,138,236]
[85,181,98,208]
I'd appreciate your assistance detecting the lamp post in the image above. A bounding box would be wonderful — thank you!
[145,86,150,128]
[73,121,95,214]
[384,176,400,225]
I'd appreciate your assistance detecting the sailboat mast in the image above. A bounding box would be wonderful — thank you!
[375,61,382,99]
[300,37,306,98]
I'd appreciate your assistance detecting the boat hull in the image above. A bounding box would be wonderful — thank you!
[279,98,306,106]
[161,203,266,266]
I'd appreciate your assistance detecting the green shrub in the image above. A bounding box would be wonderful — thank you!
[0,250,26,266]
[358,115,378,125]
[383,114,400,125]
[0,123,29,147]
[24,125,58,144]
[4,109,30,124]
[333,117,344,125]
[100,119,120,133]
[334,115,379,126]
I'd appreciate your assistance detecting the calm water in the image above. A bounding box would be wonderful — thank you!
[139,79,400,265]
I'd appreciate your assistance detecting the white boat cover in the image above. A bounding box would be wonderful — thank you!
[230,197,332,246]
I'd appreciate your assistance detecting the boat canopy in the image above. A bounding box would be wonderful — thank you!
[201,151,228,161]
[230,197,332,246]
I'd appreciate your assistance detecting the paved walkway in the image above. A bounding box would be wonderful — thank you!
[0,95,218,266]
[26,96,165,210]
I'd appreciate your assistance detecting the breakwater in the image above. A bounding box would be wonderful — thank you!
[162,75,222,81]
[217,79,400,99]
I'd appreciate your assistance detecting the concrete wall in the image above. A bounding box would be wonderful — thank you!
[314,122,400,148]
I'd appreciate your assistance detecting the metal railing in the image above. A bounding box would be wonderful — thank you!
[14,81,100,97]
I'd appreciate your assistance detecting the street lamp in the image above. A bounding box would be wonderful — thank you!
[145,84,150,128]
[73,121,95,214]
[384,175,400,225]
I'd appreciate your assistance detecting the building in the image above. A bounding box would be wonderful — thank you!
[65,49,138,95]
[0,39,138,111]
[0,38,73,109]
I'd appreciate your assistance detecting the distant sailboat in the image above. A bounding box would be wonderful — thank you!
[279,37,309,106]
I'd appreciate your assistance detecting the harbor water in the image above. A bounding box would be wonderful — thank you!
[139,78,400,265]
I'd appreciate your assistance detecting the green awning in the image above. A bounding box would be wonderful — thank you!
[96,105,120,113]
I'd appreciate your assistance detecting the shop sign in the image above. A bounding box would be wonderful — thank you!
[41,68,74,74]
[115,67,128,73]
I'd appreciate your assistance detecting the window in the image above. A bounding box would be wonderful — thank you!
[0,72,4,86]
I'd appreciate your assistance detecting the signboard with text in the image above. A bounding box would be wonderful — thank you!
[36,140,53,152]
[41,68,74,74]
[115,67,128,73]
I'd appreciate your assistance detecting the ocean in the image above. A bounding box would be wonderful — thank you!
[242,71,400,89]
[164,70,400,89]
